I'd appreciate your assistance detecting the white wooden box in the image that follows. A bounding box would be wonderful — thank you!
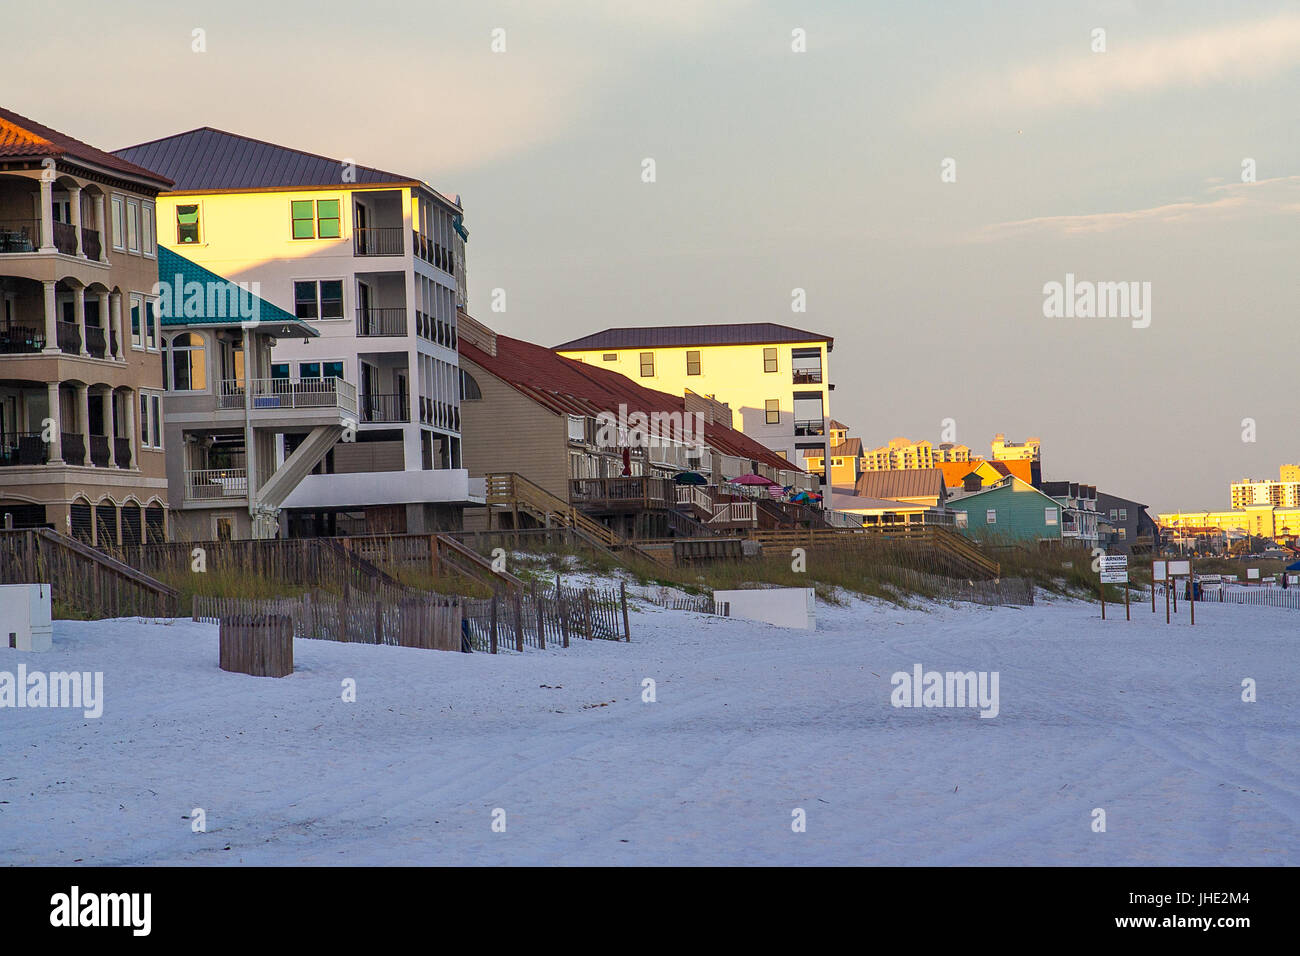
[0,583,53,652]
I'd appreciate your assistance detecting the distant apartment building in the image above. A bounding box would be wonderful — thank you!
[861,437,937,472]
[114,128,481,536]
[554,323,834,492]
[1159,506,1300,543]
[990,433,1040,462]
[0,107,172,546]
[1231,468,1300,509]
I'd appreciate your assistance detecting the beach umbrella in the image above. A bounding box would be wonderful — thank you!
[728,473,778,486]
[673,471,707,485]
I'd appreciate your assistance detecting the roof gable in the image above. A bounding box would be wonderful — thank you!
[553,323,834,352]
[0,106,172,186]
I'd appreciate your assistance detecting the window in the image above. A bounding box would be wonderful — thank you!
[270,363,289,379]
[142,202,155,256]
[1045,508,1058,526]
[299,362,321,379]
[1118,528,1127,540]
[146,300,159,351]
[1119,509,1128,521]
[765,399,780,425]
[130,295,143,349]
[139,391,163,449]
[111,196,125,250]
[639,352,655,377]
[293,280,344,320]
[602,353,617,362]
[176,204,201,244]
[686,350,701,376]
[986,509,997,525]
[291,199,341,239]
[126,199,140,253]
[1109,509,1118,521]
[763,347,778,373]
[169,333,206,391]
[955,512,968,528]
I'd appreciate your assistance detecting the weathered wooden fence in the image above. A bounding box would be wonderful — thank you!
[1195,585,1300,610]
[461,579,630,652]
[881,568,1035,607]
[648,589,730,616]
[219,614,294,677]
[0,528,178,619]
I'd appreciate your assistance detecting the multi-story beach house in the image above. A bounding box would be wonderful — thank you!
[554,323,834,500]
[0,107,172,545]
[114,128,481,536]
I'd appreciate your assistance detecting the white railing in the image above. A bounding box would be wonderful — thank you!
[675,485,713,511]
[185,468,248,500]
[825,509,864,528]
[218,377,358,415]
[709,501,756,524]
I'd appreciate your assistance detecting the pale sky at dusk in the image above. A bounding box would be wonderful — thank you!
[12,0,1297,513]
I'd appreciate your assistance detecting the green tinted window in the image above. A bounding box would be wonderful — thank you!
[317,199,341,239]
[291,200,315,239]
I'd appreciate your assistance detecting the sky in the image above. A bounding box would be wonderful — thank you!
[10,0,1298,513]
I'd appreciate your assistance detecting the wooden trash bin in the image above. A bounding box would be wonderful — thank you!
[219,613,294,677]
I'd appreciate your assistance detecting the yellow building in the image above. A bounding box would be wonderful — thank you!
[1158,506,1300,540]
[1230,466,1300,509]
[990,433,1040,462]
[554,323,834,486]
[862,437,936,471]
[804,420,862,487]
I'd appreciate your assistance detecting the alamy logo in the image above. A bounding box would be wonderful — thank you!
[593,403,707,452]
[890,664,999,718]
[1042,273,1151,328]
[153,273,262,324]
[0,666,103,718]
[50,886,150,936]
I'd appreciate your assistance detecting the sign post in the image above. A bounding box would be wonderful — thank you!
[1151,560,1166,615]
[1100,555,1129,622]
[1167,559,1191,625]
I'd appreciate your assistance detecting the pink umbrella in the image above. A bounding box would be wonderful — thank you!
[728,473,778,486]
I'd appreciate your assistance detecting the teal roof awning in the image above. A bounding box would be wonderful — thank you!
[156,247,317,336]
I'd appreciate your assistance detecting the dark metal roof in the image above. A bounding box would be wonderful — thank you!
[112,127,417,192]
[554,323,834,352]
[0,106,172,186]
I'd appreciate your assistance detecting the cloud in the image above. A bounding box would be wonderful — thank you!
[977,176,1300,239]
[935,14,1300,117]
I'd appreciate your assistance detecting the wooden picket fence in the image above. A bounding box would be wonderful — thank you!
[460,579,631,652]
[219,614,294,677]
[880,568,1035,607]
[648,589,730,616]
[1195,585,1300,610]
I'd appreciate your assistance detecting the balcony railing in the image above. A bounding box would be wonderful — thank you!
[794,418,826,436]
[82,227,101,260]
[356,307,407,337]
[89,435,110,467]
[0,220,38,254]
[360,392,410,423]
[354,226,404,256]
[0,432,49,466]
[218,377,358,415]
[675,484,714,512]
[56,321,81,354]
[709,501,757,524]
[185,468,249,501]
[85,325,107,358]
[114,437,132,469]
[53,221,77,256]
[61,432,85,465]
[792,368,823,384]
[0,323,44,353]
[570,476,674,509]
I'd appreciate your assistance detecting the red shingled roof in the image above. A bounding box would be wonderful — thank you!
[460,332,801,474]
[0,106,172,186]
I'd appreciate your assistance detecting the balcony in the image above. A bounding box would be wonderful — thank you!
[82,227,101,260]
[794,418,826,436]
[0,432,49,466]
[114,436,132,469]
[356,307,407,337]
[218,377,358,416]
[0,220,38,254]
[61,432,85,465]
[792,367,823,385]
[85,325,107,359]
[0,322,44,353]
[360,392,409,423]
[185,468,248,501]
[570,476,674,510]
[354,227,403,257]
[89,435,110,468]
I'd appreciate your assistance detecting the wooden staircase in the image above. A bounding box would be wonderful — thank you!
[745,525,1001,579]
[0,528,179,619]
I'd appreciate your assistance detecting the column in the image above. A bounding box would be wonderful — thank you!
[73,288,88,356]
[38,178,55,252]
[45,381,63,463]
[76,385,90,461]
[42,280,59,354]
[93,193,108,262]
[97,291,111,358]
[123,389,137,470]
[110,292,124,361]
[68,184,84,258]
[105,391,116,468]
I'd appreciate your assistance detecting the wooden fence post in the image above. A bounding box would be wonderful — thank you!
[559,589,570,648]
[620,581,630,641]
[490,592,499,654]
[513,591,525,652]
[533,582,545,650]
[583,591,593,639]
